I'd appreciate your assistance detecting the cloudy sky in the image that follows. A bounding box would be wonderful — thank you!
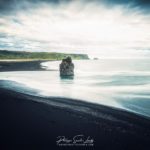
[0,0,150,58]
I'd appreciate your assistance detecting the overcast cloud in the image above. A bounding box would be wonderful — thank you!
[0,0,150,58]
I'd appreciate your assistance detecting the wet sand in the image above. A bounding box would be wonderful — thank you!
[0,87,150,149]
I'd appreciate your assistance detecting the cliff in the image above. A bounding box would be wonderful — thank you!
[0,50,89,60]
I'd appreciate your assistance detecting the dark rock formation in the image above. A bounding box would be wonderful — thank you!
[59,57,74,76]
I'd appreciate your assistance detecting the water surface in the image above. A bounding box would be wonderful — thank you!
[0,59,150,118]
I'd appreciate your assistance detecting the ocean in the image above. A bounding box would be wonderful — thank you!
[0,59,150,118]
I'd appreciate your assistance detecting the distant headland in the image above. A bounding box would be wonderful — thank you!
[0,50,89,61]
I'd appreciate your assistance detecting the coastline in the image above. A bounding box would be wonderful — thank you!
[0,60,150,149]
[0,60,49,72]
[0,87,150,149]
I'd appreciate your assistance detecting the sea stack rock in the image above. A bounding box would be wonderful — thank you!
[59,56,74,76]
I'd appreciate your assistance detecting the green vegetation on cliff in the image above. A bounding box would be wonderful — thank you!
[0,50,89,60]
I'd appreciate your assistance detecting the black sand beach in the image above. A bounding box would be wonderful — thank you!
[0,87,150,150]
[0,60,150,149]
[0,60,47,72]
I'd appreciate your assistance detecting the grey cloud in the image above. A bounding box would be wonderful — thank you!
[0,0,68,13]
[0,34,41,51]
[0,0,150,15]
[0,0,150,54]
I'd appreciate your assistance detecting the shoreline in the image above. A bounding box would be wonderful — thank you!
[0,87,150,149]
[0,60,150,149]
[0,60,49,72]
